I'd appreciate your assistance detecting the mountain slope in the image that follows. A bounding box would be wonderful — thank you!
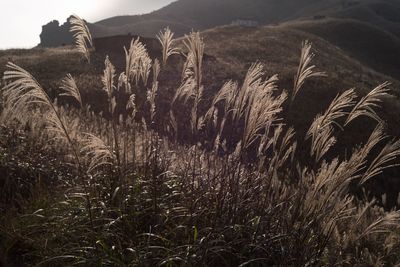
[285,18,400,80]
[333,0,400,37]
[40,0,337,45]
[32,0,400,125]
[39,0,400,83]
[95,0,321,29]
[91,0,400,38]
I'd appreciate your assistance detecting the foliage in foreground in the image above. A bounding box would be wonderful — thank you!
[1,15,400,266]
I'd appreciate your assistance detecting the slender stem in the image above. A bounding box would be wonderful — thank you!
[112,116,122,184]
[40,87,94,229]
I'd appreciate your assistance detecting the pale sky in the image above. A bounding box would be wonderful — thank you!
[0,0,174,49]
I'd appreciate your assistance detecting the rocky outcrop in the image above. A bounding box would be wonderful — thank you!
[39,17,74,47]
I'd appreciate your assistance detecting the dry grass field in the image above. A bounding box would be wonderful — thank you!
[2,13,400,266]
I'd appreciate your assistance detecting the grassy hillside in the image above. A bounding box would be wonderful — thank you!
[4,17,400,265]
[9,25,400,190]
[95,0,321,30]
[92,0,400,38]
[6,23,400,155]
[6,14,400,265]
[286,18,400,80]
[5,24,400,169]
[333,0,400,37]
[6,25,400,131]
[49,0,400,41]
[37,0,400,97]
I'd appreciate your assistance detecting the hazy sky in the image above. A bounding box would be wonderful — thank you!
[0,0,174,49]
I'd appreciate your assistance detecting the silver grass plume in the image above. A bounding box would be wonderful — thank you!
[46,107,80,145]
[175,31,204,104]
[211,80,238,112]
[175,31,205,136]
[307,89,357,161]
[81,133,114,176]
[345,82,391,126]
[358,211,400,239]
[269,127,297,174]
[140,56,152,85]
[60,74,82,107]
[102,56,117,114]
[333,124,386,184]
[205,81,239,137]
[292,40,326,102]
[182,31,204,86]
[2,62,53,114]
[205,80,238,123]
[311,125,337,162]
[157,27,179,66]
[309,122,396,199]
[124,38,152,85]
[69,14,93,63]
[172,78,196,105]
[242,75,286,148]
[2,63,82,168]
[233,63,265,124]
[360,139,400,185]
